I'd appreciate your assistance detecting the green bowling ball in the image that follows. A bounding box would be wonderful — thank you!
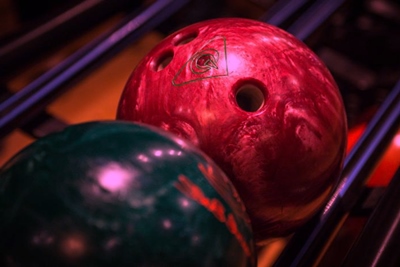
[0,121,255,267]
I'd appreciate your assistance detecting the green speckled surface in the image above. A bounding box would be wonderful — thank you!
[0,121,255,267]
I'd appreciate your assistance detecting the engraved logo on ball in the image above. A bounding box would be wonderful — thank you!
[172,36,229,86]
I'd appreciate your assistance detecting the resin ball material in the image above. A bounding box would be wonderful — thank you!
[0,121,255,266]
[117,18,347,242]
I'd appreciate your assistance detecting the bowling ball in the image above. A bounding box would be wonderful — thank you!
[0,121,255,267]
[117,18,347,243]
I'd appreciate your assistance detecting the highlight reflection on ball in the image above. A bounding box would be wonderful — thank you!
[0,121,255,267]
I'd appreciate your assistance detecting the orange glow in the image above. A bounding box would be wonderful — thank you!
[367,130,400,187]
[346,123,366,154]
[347,124,400,187]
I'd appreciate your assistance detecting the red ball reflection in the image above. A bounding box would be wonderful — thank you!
[117,18,347,243]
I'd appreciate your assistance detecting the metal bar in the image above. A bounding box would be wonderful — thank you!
[0,0,141,75]
[0,0,144,114]
[339,83,400,205]
[259,0,311,26]
[274,79,400,266]
[342,168,400,267]
[0,0,190,138]
[287,0,346,41]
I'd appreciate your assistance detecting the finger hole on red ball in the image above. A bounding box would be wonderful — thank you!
[152,50,174,72]
[234,80,267,112]
[173,31,198,46]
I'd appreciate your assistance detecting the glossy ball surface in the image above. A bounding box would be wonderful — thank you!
[117,18,347,242]
[0,121,255,266]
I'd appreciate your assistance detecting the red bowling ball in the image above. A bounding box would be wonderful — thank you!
[117,18,347,243]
